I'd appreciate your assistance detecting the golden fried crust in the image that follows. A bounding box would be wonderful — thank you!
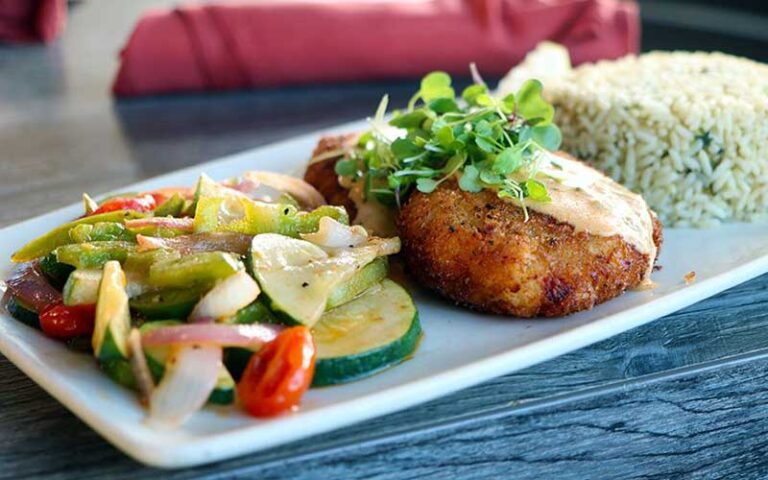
[396,180,663,317]
[304,135,357,218]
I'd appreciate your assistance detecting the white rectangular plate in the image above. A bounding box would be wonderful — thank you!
[2,120,768,468]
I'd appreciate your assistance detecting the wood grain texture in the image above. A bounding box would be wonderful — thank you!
[2,1,768,478]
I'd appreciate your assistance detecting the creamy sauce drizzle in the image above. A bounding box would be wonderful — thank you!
[338,175,398,237]
[520,152,657,282]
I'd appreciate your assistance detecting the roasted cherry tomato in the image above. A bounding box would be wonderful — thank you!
[39,303,96,340]
[237,326,316,417]
[90,193,158,216]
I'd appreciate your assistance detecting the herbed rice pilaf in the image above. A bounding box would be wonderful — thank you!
[503,49,768,227]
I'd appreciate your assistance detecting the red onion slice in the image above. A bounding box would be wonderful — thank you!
[147,345,222,428]
[5,262,62,312]
[141,323,283,349]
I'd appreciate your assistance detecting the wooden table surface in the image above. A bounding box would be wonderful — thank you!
[2,1,768,478]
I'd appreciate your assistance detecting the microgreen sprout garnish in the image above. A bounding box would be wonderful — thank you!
[334,70,562,213]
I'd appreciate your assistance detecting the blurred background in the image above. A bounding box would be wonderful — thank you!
[1,0,767,225]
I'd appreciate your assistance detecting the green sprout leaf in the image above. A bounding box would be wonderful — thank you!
[436,126,455,149]
[493,147,522,175]
[500,93,515,114]
[475,93,495,107]
[524,179,551,202]
[474,119,494,138]
[479,167,503,185]
[462,84,487,106]
[389,110,429,129]
[420,71,455,102]
[416,178,439,193]
[475,136,496,153]
[529,124,562,151]
[428,98,460,114]
[387,175,403,190]
[516,79,554,125]
[442,154,465,174]
[334,159,358,176]
[458,165,483,193]
[391,138,422,160]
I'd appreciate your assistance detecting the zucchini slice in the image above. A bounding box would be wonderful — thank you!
[64,269,148,306]
[139,320,236,404]
[248,234,398,327]
[311,279,421,387]
[223,300,278,325]
[326,257,388,310]
[129,288,203,319]
[39,253,74,289]
[63,269,102,306]
[100,358,137,390]
[5,296,40,328]
[92,261,131,361]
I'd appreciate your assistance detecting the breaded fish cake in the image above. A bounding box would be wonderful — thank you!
[396,180,662,317]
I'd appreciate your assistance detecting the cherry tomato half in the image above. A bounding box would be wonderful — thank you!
[90,193,158,216]
[237,326,316,417]
[39,303,96,340]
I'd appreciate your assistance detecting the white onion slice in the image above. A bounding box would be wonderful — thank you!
[141,323,282,348]
[147,345,222,428]
[128,328,155,405]
[363,236,402,257]
[83,193,98,216]
[189,271,260,322]
[300,217,368,248]
[238,171,326,210]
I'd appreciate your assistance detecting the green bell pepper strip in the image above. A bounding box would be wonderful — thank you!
[148,251,243,288]
[193,196,348,237]
[284,205,350,237]
[153,194,186,217]
[223,299,279,325]
[123,249,182,274]
[129,288,204,319]
[124,225,188,238]
[55,241,136,269]
[69,222,136,243]
[12,211,144,262]
[100,359,137,390]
